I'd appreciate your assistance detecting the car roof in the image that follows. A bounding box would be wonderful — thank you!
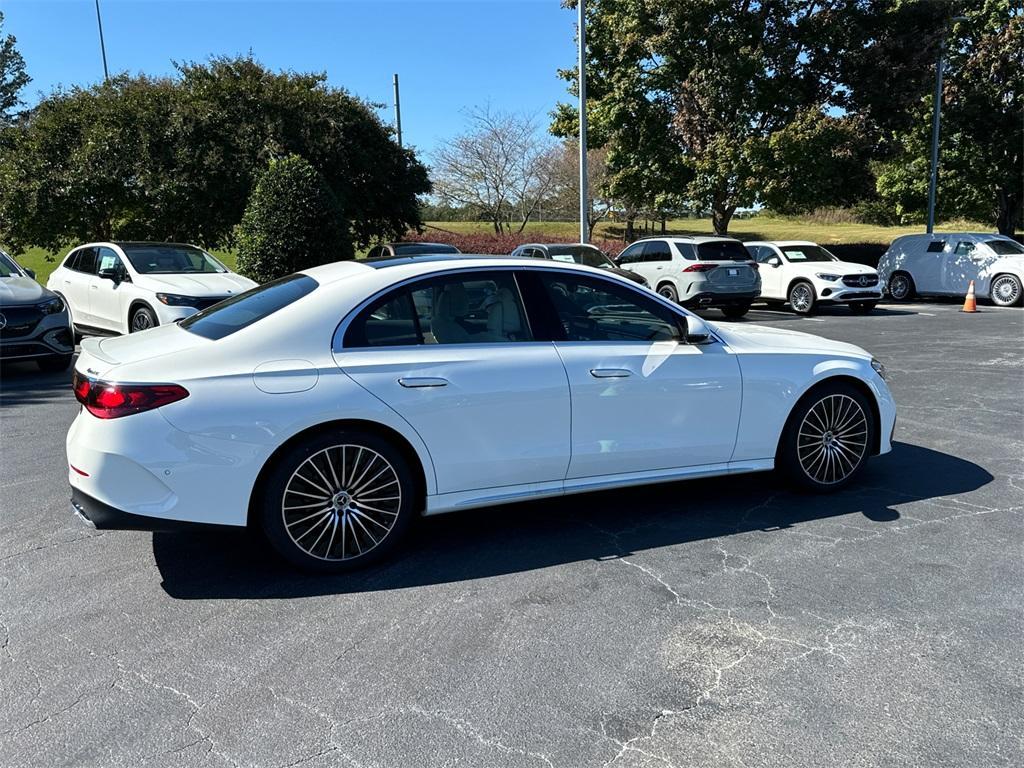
[302,254,610,285]
[747,240,819,247]
[631,235,741,244]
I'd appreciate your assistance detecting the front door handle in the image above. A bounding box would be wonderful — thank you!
[398,377,449,388]
[589,368,632,379]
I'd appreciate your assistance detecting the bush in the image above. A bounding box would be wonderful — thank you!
[402,229,627,257]
[236,155,353,283]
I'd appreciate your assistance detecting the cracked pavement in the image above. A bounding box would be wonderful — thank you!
[1,300,1022,767]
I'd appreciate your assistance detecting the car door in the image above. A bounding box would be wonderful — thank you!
[335,269,571,495]
[943,239,986,295]
[89,246,131,331]
[60,247,97,325]
[641,240,674,286]
[525,270,742,479]
[615,242,647,279]
[913,239,947,294]
[754,246,785,298]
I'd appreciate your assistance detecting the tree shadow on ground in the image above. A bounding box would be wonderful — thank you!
[154,442,992,600]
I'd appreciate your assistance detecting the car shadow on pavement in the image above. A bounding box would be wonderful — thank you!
[154,441,992,600]
[0,362,75,407]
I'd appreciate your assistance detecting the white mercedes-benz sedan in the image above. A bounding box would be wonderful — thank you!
[67,255,896,571]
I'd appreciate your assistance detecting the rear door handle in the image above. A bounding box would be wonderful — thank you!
[589,368,632,379]
[398,377,449,388]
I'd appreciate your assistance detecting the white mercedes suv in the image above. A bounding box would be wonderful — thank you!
[67,254,895,573]
[47,242,257,335]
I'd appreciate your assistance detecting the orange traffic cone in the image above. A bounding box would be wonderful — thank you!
[961,280,978,313]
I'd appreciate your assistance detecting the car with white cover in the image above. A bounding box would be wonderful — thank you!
[745,241,882,314]
[47,242,258,336]
[615,236,760,318]
[66,254,896,572]
[877,233,1024,307]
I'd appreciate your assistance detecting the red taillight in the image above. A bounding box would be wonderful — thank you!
[72,371,188,419]
[683,263,718,273]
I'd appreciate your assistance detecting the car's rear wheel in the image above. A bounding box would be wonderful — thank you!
[657,283,679,303]
[130,306,158,333]
[259,430,415,572]
[887,272,915,302]
[849,301,877,314]
[788,281,816,314]
[720,303,751,319]
[777,382,875,492]
[990,274,1023,307]
[37,353,73,373]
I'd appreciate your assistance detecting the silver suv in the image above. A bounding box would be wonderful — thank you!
[615,236,760,318]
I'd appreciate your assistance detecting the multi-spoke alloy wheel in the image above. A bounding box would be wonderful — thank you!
[796,394,868,486]
[261,432,414,571]
[778,383,875,492]
[789,282,815,314]
[131,307,156,332]
[887,273,914,301]
[990,274,1022,307]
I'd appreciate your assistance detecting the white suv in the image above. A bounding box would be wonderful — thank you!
[47,242,257,335]
[615,236,760,318]
[745,241,882,314]
[877,233,1024,307]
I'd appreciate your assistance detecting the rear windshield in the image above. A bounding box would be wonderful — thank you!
[986,239,1024,255]
[696,241,751,262]
[546,245,613,269]
[779,245,837,263]
[180,274,318,340]
[122,244,228,274]
[393,243,460,255]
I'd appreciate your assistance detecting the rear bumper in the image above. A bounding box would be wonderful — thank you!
[71,487,232,532]
[682,290,759,309]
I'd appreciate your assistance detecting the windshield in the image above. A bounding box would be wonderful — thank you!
[778,245,837,263]
[181,274,318,340]
[122,244,228,274]
[696,241,751,262]
[985,239,1024,255]
[546,245,614,269]
[393,243,460,255]
[0,250,22,278]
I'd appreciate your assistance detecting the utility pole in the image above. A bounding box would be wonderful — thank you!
[95,0,109,82]
[926,16,967,234]
[392,74,403,148]
[578,0,588,243]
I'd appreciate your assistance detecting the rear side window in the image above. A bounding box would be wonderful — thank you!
[674,242,697,260]
[696,241,750,262]
[180,274,318,340]
[643,241,672,262]
[926,241,946,253]
[69,248,98,274]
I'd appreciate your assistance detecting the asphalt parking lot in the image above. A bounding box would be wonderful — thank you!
[1,298,1022,768]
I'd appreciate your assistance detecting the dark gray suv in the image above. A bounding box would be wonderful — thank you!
[0,250,75,372]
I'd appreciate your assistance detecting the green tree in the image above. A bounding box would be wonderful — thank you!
[235,155,352,283]
[0,56,430,252]
[0,11,30,123]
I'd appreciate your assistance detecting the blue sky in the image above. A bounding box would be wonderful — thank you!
[4,0,578,157]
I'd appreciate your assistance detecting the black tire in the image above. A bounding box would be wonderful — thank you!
[887,272,915,302]
[720,303,751,319]
[788,281,816,315]
[130,306,158,333]
[849,301,877,314]
[657,283,679,303]
[777,381,876,493]
[259,430,416,572]
[989,274,1023,307]
[37,353,72,373]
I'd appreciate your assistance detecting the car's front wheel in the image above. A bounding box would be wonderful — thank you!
[130,306,158,333]
[259,430,415,572]
[990,274,1023,307]
[777,382,875,492]
[788,281,816,314]
[887,272,915,302]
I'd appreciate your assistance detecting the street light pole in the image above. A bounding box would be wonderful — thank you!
[578,0,589,244]
[94,0,109,82]
[392,74,403,148]
[926,16,967,234]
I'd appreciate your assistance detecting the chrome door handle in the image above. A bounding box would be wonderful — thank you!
[398,377,449,388]
[589,368,632,379]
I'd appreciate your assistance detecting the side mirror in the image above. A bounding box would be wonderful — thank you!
[25,268,35,279]
[98,267,121,282]
[681,314,713,345]
[766,255,782,267]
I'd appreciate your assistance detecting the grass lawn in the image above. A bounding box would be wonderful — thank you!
[6,215,990,286]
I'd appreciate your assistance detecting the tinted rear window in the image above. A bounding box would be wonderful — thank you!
[392,243,460,255]
[986,238,1024,255]
[180,274,318,340]
[696,241,750,261]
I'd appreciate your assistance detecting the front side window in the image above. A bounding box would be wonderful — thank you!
[96,247,125,275]
[181,274,318,341]
[537,273,682,343]
[617,243,645,265]
[346,271,533,347]
[122,244,227,274]
[984,239,1024,255]
[954,241,975,257]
